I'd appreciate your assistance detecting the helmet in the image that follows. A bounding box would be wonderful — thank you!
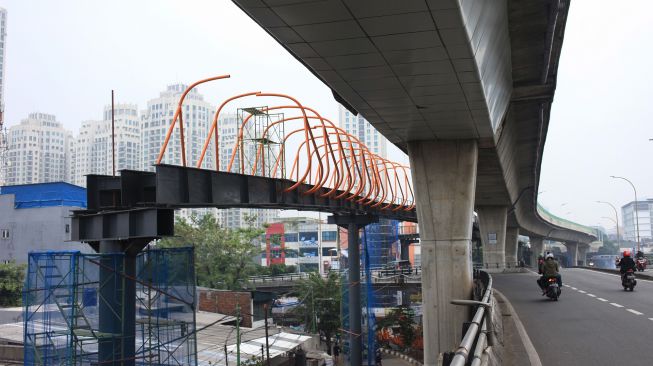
[546,253,554,259]
[623,250,631,257]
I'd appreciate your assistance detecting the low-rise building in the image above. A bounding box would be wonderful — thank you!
[0,182,90,263]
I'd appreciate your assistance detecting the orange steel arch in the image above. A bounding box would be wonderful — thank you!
[156,75,230,166]
[157,76,415,212]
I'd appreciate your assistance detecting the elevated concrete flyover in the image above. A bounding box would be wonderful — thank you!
[233,0,597,362]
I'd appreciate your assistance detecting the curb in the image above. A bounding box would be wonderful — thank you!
[380,347,423,366]
[493,290,542,366]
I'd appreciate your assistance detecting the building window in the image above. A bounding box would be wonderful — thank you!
[1,229,8,239]
[322,231,337,241]
[65,224,70,233]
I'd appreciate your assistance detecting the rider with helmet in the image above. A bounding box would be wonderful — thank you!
[538,253,562,292]
[618,250,637,277]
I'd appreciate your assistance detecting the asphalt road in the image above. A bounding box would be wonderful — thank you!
[494,268,653,366]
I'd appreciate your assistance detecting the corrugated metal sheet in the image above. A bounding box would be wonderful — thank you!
[0,182,86,209]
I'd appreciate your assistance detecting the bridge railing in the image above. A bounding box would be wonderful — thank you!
[447,270,494,366]
[245,265,423,286]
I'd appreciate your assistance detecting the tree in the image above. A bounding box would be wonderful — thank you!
[377,307,417,351]
[0,261,26,307]
[292,272,341,354]
[159,214,264,290]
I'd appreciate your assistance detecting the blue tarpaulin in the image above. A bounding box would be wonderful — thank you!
[0,182,86,209]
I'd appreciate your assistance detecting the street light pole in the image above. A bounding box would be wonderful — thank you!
[597,201,621,248]
[610,176,641,252]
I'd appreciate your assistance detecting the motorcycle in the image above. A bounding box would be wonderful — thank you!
[545,277,561,301]
[622,269,637,291]
[636,258,647,272]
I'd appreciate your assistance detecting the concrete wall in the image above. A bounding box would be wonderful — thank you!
[0,195,90,263]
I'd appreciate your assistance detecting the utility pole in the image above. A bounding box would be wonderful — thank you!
[236,304,241,366]
[610,176,641,252]
[264,304,271,366]
[597,201,621,248]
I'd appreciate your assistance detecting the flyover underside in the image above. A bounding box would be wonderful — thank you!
[81,164,417,222]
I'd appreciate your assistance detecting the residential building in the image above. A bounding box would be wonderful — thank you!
[0,182,90,263]
[73,104,140,186]
[141,84,215,171]
[262,217,339,273]
[621,200,653,244]
[6,113,73,185]
[0,8,8,185]
[337,104,387,158]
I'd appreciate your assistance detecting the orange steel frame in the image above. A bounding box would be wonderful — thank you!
[156,76,415,212]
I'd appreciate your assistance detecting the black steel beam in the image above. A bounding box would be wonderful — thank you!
[71,208,174,245]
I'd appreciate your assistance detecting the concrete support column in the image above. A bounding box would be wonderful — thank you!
[578,244,589,266]
[408,140,477,363]
[505,227,519,268]
[530,237,544,268]
[566,242,578,267]
[476,206,507,269]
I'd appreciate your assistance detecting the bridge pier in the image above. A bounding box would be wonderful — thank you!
[505,227,519,267]
[566,242,579,267]
[578,244,589,266]
[328,214,378,366]
[530,237,544,268]
[476,206,507,269]
[408,140,477,363]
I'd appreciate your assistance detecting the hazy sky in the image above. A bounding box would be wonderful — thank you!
[3,0,652,230]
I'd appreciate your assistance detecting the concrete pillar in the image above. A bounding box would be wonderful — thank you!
[530,237,544,268]
[566,242,578,267]
[578,244,589,266]
[408,140,477,363]
[505,227,519,268]
[476,206,507,269]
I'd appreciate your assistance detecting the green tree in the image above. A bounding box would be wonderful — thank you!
[293,272,341,354]
[159,214,264,289]
[0,261,26,307]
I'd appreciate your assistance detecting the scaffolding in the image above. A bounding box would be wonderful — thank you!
[237,106,285,178]
[24,247,197,366]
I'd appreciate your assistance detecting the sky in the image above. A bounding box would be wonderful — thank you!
[2,0,652,230]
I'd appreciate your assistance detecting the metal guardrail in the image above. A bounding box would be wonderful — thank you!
[245,266,423,286]
[473,262,521,270]
[448,270,494,366]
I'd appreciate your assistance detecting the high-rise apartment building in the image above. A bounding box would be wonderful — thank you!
[6,113,73,185]
[141,84,215,171]
[0,8,8,185]
[73,104,140,186]
[337,104,387,158]
[621,200,653,244]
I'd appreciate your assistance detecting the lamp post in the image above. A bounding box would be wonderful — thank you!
[597,201,621,248]
[610,176,640,252]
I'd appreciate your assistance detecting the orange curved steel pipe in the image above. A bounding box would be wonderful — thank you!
[157,75,230,166]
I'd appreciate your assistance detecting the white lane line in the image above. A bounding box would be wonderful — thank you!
[627,309,643,315]
[570,287,577,290]
[649,318,653,321]
[610,303,624,308]
[587,293,596,297]
[578,290,587,294]
[563,284,570,287]
[597,298,608,302]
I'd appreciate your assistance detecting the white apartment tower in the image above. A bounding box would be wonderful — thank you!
[6,113,73,185]
[73,104,140,186]
[337,104,387,158]
[0,8,8,185]
[141,84,215,171]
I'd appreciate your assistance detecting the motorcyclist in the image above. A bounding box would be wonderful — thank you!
[538,253,562,293]
[537,255,545,274]
[636,250,645,260]
[618,250,637,278]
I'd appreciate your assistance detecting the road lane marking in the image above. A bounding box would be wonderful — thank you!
[597,298,608,302]
[610,303,624,308]
[649,318,653,321]
[578,290,586,293]
[627,309,643,315]
[587,293,596,297]
[570,287,577,290]
[563,284,570,287]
